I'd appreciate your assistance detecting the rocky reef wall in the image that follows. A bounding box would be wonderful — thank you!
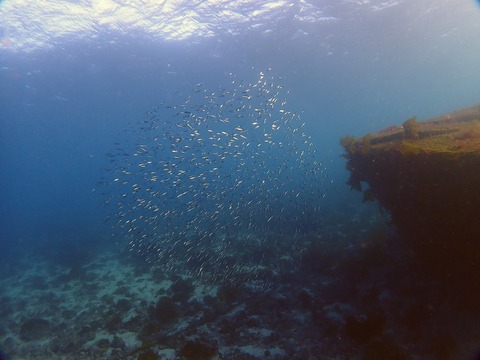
[341,105,480,276]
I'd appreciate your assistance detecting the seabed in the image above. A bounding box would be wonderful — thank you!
[1,209,480,359]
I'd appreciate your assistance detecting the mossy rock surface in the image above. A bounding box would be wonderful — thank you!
[342,105,480,156]
[19,318,51,341]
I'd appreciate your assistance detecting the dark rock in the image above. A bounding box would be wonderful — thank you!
[402,302,432,332]
[137,349,161,360]
[245,317,258,327]
[223,349,257,359]
[109,348,126,359]
[157,288,166,296]
[200,309,217,324]
[105,315,123,332]
[49,338,62,354]
[14,299,27,313]
[345,313,385,343]
[96,338,110,348]
[123,315,143,333]
[84,281,100,294]
[427,332,457,360]
[114,285,130,296]
[184,300,203,316]
[139,321,161,341]
[219,319,236,335]
[156,333,178,348]
[217,284,241,303]
[78,325,95,342]
[203,295,216,307]
[62,310,75,320]
[297,289,313,309]
[0,297,12,318]
[364,339,408,360]
[0,348,11,360]
[19,318,51,341]
[153,297,180,324]
[170,277,194,303]
[179,340,217,360]
[116,298,132,313]
[2,337,16,354]
[101,294,115,305]
[111,335,126,349]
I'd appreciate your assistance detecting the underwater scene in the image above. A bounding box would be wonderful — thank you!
[1,1,480,359]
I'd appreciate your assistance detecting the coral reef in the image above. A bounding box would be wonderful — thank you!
[2,181,480,359]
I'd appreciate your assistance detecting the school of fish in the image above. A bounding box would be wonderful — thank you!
[97,70,329,283]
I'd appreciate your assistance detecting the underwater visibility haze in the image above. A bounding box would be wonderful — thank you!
[1,0,480,359]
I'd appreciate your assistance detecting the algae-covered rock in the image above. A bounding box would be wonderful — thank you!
[19,318,51,341]
[402,116,419,140]
[340,104,480,275]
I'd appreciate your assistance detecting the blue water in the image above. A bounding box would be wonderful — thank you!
[1,1,480,359]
